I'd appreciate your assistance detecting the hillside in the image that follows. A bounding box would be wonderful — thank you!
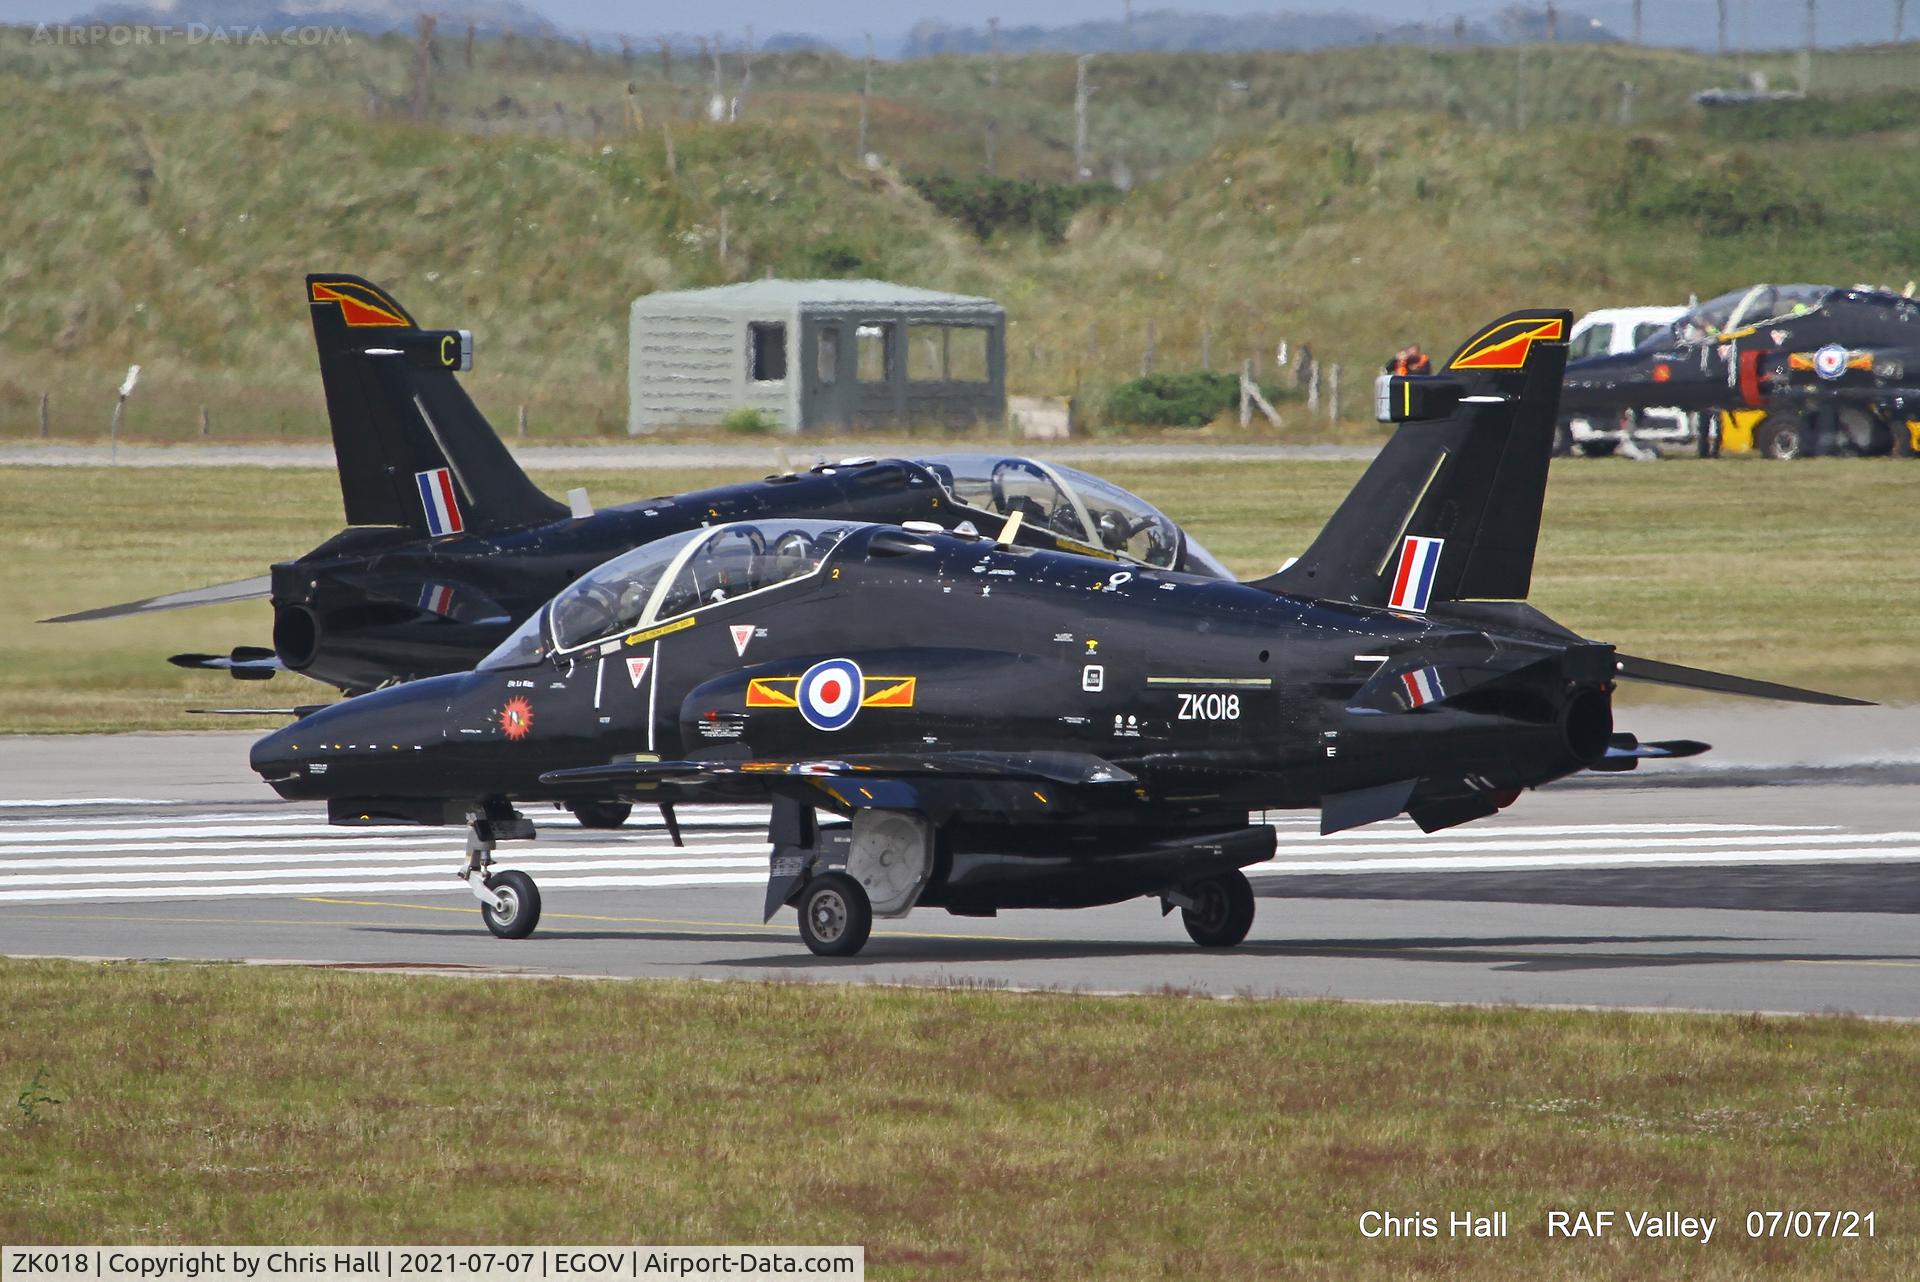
[3,31,1920,439]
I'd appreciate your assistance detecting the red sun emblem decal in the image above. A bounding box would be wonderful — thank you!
[500,696,534,741]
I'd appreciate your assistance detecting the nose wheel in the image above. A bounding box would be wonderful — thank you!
[480,869,542,939]
[460,808,541,939]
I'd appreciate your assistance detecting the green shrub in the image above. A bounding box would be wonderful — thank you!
[795,237,866,276]
[1105,370,1292,427]
[909,174,1122,243]
[1699,91,1920,142]
[1602,136,1818,237]
[722,407,774,434]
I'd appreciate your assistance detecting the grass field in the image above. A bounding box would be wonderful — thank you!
[6,33,1920,438]
[0,457,1911,733]
[0,957,1915,1276]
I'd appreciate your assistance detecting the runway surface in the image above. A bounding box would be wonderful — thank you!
[2,727,1916,1017]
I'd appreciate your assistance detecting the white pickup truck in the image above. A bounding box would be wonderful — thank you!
[1558,306,1696,457]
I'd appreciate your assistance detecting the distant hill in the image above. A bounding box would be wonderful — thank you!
[77,0,556,37]
[901,6,1621,57]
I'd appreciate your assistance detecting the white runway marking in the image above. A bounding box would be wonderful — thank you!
[1253,849,1920,877]
[0,801,1913,907]
[0,798,192,809]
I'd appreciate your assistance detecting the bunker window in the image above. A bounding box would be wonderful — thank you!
[948,326,989,382]
[856,323,891,382]
[748,322,787,383]
[816,326,839,384]
[908,326,945,381]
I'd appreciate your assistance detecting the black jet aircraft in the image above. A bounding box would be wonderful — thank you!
[47,274,1231,699]
[1560,282,1920,458]
[250,308,1867,956]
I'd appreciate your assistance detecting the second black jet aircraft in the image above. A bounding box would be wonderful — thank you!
[251,307,1867,955]
[49,274,1230,696]
[1560,282,1920,458]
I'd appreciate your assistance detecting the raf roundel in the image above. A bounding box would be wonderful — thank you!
[797,658,864,732]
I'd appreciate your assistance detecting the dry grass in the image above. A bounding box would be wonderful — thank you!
[0,456,1910,733]
[0,957,1915,1277]
[4,35,1920,435]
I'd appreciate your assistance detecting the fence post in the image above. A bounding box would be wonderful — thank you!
[1307,359,1320,416]
[38,391,49,438]
[1239,359,1252,428]
[1140,320,1155,377]
[412,13,436,120]
[857,33,872,160]
[517,405,528,437]
[1328,364,1341,422]
[199,404,211,437]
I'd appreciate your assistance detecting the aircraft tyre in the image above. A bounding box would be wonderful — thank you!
[1181,869,1256,948]
[798,873,873,957]
[568,800,632,829]
[1755,412,1804,460]
[481,869,541,939]
[1580,439,1619,458]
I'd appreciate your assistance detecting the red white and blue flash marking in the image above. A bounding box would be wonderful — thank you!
[415,467,465,537]
[1388,536,1444,613]
[417,583,455,616]
[1400,665,1446,708]
[797,658,863,732]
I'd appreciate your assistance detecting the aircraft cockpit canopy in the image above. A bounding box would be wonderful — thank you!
[480,519,859,668]
[1681,284,1832,340]
[920,453,1188,570]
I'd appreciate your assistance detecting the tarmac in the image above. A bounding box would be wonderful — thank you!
[3,705,1915,1018]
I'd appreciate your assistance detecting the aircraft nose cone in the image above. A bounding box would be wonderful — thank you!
[250,719,313,798]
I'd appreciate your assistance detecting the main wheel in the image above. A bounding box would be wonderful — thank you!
[1754,412,1805,460]
[568,800,632,830]
[1181,869,1256,948]
[1580,439,1619,458]
[797,873,873,957]
[481,869,541,940]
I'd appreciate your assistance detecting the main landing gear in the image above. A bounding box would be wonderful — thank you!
[460,808,541,939]
[1163,869,1257,948]
[796,873,873,957]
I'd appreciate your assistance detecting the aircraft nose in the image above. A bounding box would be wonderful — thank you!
[248,673,470,798]
[250,721,300,785]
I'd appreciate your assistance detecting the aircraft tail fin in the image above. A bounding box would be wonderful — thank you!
[1254,309,1572,609]
[306,274,566,534]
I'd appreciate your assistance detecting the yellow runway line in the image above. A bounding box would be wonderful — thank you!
[302,896,1035,943]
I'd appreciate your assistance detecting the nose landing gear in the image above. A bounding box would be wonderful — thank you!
[459,807,542,939]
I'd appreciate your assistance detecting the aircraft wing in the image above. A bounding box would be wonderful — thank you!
[1614,654,1872,706]
[43,574,273,623]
